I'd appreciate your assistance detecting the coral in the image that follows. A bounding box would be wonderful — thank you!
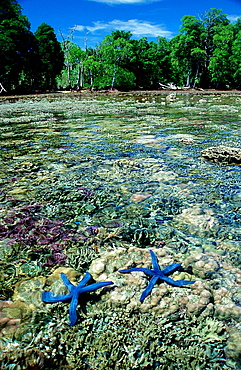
[0,308,230,370]
[13,276,46,308]
[173,205,219,237]
[225,326,241,366]
[119,250,195,302]
[0,301,21,335]
[202,145,241,165]
[89,248,241,321]
[1,94,241,370]
[0,196,98,272]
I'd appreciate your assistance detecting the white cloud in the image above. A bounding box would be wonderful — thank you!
[227,14,241,22]
[75,19,172,38]
[74,25,85,31]
[88,0,160,4]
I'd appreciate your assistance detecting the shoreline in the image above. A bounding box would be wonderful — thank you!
[0,88,241,102]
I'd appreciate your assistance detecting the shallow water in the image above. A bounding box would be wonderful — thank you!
[0,92,241,369]
[0,93,240,257]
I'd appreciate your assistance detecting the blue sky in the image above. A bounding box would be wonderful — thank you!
[19,0,241,48]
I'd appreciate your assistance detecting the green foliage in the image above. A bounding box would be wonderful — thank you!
[0,0,37,92]
[99,31,134,89]
[1,2,241,92]
[231,29,241,88]
[34,23,64,90]
[0,0,64,93]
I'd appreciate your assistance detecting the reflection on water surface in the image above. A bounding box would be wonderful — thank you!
[0,93,241,369]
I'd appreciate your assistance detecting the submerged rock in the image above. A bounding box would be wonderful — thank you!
[0,300,21,335]
[201,145,241,164]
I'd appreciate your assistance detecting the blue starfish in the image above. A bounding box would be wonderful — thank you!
[119,250,195,302]
[42,272,113,326]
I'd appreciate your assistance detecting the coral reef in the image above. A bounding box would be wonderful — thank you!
[42,272,113,326]
[202,145,241,164]
[0,301,233,370]
[119,250,195,302]
[89,247,241,322]
[1,94,241,369]
[0,301,21,335]
[173,205,219,237]
[225,326,241,366]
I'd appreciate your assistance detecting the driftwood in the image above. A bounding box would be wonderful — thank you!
[159,83,204,91]
[158,83,187,90]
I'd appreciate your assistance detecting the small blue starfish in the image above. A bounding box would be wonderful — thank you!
[119,250,195,302]
[42,272,113,326]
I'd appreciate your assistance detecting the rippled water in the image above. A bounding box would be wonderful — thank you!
[0,93,240,258]
[0,92,241,369]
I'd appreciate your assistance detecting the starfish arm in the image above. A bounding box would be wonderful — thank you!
[140,276,159,302]
[69,291,79,326]
[150,250,160,271]
[161,276,196,286]
[42,291,72,303]
[80,281,114,293]
[60,272,75,291]
[119,267,154,276]
[77,272,92,288]
[161,263,182,275]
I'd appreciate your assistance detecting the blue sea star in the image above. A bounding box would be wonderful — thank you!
[42,272,113,326]
[119,250,195,302]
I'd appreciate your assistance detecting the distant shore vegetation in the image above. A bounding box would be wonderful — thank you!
[1,0,241,94]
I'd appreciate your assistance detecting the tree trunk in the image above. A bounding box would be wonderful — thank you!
[111,65,117,90]
[0,82,7,93]
[193,63,200,88]
[186,60,191,87]
[80,64,84,89]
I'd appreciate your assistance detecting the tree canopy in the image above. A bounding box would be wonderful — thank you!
[0,0,64,93]
[1,1,241,93]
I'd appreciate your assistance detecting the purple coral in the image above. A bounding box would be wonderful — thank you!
[0,197,85,266]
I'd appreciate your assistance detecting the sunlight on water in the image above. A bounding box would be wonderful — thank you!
[0,93,241,369]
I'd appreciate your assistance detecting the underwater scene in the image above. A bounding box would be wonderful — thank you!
[0,92,240,369]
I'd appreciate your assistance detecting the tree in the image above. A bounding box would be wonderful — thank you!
[208,26,234,88]
[0,0,37,92]
[170,15,205,87]
[169,9,231,88]
[128,37,170,89]
[230,28,241,88]
[200,8,230,86]
[83,54,101,90]
[35,23,64,90]
[99,31,134,89]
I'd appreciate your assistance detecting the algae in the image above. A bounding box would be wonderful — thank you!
[0,93,241,369]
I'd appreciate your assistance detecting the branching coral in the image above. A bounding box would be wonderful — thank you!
[0,307,231,370]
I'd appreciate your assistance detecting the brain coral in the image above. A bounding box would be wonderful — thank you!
[89,247,241,321]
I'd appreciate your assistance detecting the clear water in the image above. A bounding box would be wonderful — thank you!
[0,92,241,369]
[0,93,240,261]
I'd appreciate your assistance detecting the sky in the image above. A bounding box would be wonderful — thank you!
[18,0,241,48]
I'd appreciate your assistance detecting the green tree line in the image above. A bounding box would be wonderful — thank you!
[1,0,241,93]
[0,0,64,93]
